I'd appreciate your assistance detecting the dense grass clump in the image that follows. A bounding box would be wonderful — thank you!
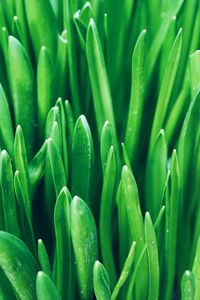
[0,0,199,299]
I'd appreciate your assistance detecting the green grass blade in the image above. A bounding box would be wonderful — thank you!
[189,51,200,99]
[121,143,131,171]
[145,212,159,300]
[93,261,111,300]
[101,121,114,172]
[54,187,72,299]
[181,271,195,300]
[192,235,200,300]
[111,241,136,300]
[70,196,98,300]
[36,272,60,300]
[8,36,36,159]
[99,146,117,288]
[0,150,21,237]
[164,150,180,300]
[146,129,167,220]
[28,140,47,196]
[0,84,14,157]
[24,0,58,60]
[120,166,148,299]
[72,115,94,207]
[14,170,36,256]
[150,28,182,146]
[14,126,31,217]
[0,231,38,299]
[37,46,55,141]
[86,18,115,137]
[47,138,66,197]
[37,239,51,277]
[125,29,147,164]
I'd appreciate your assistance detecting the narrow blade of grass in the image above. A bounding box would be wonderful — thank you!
[145,212,159,300]
[70,196,98,300]
[36,271,60,300]
[125,29,147,164]
[71,115,94,207]
[111,241,136,300]
[93,261,111,300]
[99,146,117,288]
[189,51,200,99]
[181,271,195,300]
[192,235,200,300]
[37,239,51,278]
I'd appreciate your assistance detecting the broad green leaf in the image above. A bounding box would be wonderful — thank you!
[111,241,136,300]
[0,84,14,157]
[0,267,16,299]
[125,29,146,164]
[192,235,200,300]
[120,166,148,299]
[145,212,159,300]
[146,129,167,220]
[0,231,38,299]
[37,46,55,141]
[86,18,115,137]
[36,272,60,300]
[181,271,195,300]
[100,146,117,288]
[54,187,72,299]
[8,36,36,159]
[24,0,58,61]
[71,115,94,207]
[93,261,111,300]
[150,29,182,146]
[37,239,51,277]
[189,51,200,99]
[70,196,98,300]
[0,150,21,237]
[164,150,180,300]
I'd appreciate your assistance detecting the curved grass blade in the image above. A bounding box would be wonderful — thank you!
[71,115,94,207]
[37,46,55,141]
[0,150,21,237]
[24,0,58,61]
[150,29,182,146]
[8,36,36,159]
[47,138,66,197]
[38,239,51,277]
[14,170,36,256]
[36,272,60,300]
[0,267,16,300]
[99,146,117,288]
[181,271,195,300]
[14,126,31,216]
[164,150,180,300]
[125,29,146,164]
[146,129,167,220]
[101,121,114,172]
[120,166,148,299]
[64,100,75,158]
[111,241,136,300]
[86,18,115,137]
[0,231,38,299]
[54,187,72,299]
[121,143,131,171]
[28,140,47,196]
[192,235,200,300]
[0,84,14,157]
[147,0,183,81]
[93,261,111,300]
[145,212,159,300]
[70,196,98,300]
